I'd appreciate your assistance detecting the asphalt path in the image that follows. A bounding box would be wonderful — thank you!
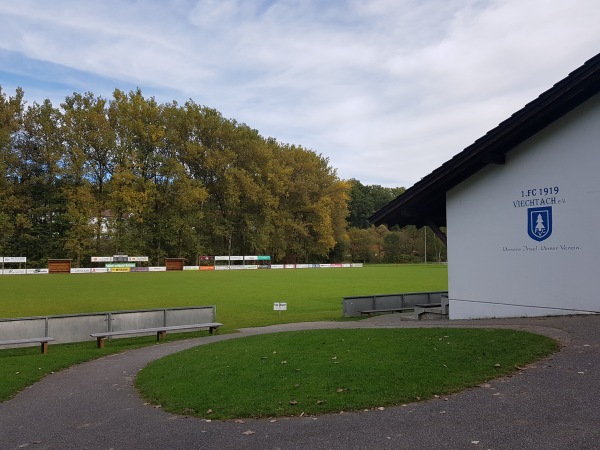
[1,314,599,449]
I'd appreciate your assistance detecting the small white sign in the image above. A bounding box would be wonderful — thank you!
[128,256,149,262]
[274,302,287,311]
[3,256,27,263]
[2,268,26,275]
[91,256,113,262]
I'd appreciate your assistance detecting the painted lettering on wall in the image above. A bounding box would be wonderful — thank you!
[513,186,565,208]
[502,244,582,252]
[502,185,582,252]
[521,187,559,197]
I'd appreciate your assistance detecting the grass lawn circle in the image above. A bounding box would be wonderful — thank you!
[135,328,558,420]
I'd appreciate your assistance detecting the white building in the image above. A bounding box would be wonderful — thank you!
[371,53,600,319]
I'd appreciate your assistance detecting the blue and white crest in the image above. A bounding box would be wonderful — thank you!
[528,207,552,242]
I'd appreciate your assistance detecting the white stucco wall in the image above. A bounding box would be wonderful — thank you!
[447,93,600,319]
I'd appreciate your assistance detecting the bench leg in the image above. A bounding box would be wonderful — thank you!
[209,327,219,335]
[40,341,49,354]
[96,337,105,349]
[157,331,167,341]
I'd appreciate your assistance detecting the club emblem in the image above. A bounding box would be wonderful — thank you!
[528,207,552,242]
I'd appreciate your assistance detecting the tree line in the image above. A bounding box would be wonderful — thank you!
[0,86,445,267]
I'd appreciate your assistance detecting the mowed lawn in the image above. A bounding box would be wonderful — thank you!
[0,264,559,414]
[0,264,449,402]
[0,264,448,329]
[137,328,558,419]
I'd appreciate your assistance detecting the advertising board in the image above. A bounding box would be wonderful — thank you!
[91,256,113,262]
[26,268,49,274]
[2,269,26,275]
[3,257,27,263]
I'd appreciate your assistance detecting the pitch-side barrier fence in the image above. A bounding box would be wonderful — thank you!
[342,291,448,317]
[0,306,216,349]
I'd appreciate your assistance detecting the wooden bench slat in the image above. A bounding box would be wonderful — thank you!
[0,337,55,354]
[359,308,414,315]
[0,337,55,345]
[90,322,223,348]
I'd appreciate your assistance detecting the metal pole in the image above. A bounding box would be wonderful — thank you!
[424,227,427,264]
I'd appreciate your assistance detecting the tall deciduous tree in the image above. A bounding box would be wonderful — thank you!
[108,89,168,263]
[347,180,404,228]
[12,100,67,264]
[272,145,349,263]
[0,87,25,256]
[62,92,115,258]
[0,85,354,265]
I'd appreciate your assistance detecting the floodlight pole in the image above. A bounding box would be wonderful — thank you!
[424,227,427,264]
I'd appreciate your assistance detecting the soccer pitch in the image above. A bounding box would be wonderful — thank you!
[0,264,448,329]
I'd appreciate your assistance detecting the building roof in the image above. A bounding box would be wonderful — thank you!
[369,52,600,229]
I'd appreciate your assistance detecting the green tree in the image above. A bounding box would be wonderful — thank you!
[1,85,358,265]
[62,92,115,257]
[63,184,96,267]
[382,231,404,263]
[347,180,404,228]
[0,87,25,256]
[12,100,67,264]
[108,89,168,263]
[271,145,349,263]
[159,101,209,261]
[348,225,387,263]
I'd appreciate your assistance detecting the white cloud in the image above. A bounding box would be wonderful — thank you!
[1,0,599,187]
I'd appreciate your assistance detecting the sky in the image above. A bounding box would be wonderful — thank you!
[1,1,599,188]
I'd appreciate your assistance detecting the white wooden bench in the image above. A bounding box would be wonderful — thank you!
[0,337,55,354]
[90,322,223,348]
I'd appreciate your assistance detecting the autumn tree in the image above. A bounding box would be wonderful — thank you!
[62,92,116,263]
[0,87,25,256]
[1,85,353,265]
[12,100,67,264]
[269,144,349,263]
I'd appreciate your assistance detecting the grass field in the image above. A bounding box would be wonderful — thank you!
[137,328,558,419]
[0,264,559,416]
[0,264,448,402]
[0,264,448,329]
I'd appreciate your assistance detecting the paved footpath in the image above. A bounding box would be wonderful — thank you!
[1,315,599,450]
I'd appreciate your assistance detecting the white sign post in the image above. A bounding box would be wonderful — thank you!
[274,302,287,315]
